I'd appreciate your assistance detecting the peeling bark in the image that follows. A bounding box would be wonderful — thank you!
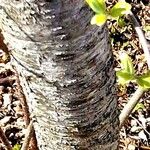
[0,1,119,150]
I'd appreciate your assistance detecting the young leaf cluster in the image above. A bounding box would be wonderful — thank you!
[116,52,150,89]
[13,144,21,150]
[86,0,131,26]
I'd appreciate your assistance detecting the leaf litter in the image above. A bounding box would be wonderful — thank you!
[0,0,149,149]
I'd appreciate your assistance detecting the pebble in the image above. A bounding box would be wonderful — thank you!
[2,93,13,108]
[0,116,12,126]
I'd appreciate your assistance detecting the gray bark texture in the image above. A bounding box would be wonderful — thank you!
[0,0,119,150]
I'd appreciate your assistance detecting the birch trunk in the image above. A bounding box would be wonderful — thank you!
[0,1,119,149]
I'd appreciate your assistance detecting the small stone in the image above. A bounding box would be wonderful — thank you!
[15,111,24,118]
[12,101,21,107]
[2,93,12,108]
[6,86,13,93]
[16,118,25,128]
[131,119,137,126]
[13,101,23,117]
[0,116,12,126]
[9,132,14,138]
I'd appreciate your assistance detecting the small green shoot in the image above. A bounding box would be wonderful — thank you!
[143,25,150,32]
[13,144,21,150]
[86,0,107,25]
[116,52,135,85]
[116,71,135,85]
[116,52,150,90]
[85,0,131,26]
[133,102,145,113]
[86,0,150,89]
[136,71,150,89]
[120,52,135,75]
[91,14,107,26]
[117,17,126,27]
[109,1,131,19]
[86,0,106,14]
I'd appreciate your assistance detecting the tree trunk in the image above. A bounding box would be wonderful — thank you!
[0,1,119,150]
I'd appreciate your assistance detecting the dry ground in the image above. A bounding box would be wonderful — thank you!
[0,0,150,149]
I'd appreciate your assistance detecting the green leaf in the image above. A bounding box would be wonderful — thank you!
[117,17,126,27]
[136,71,150,89]
[143,25,150,32]
[86,0,106,13]
[133,102,145,113]
[120,52,135,75]
[13,144,21,150]
[109,1,131,18]
[91,14,107,26]
[116,70,135,85]
[97,0,106,10]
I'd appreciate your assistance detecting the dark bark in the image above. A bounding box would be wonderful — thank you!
[0,1,119,150]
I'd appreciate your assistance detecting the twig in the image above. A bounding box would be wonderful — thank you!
[15,70,30,125]
[21,121,33,150]
[120,139,150,150]
[119,87,144,127]
[119,11,150,128]
[0,76,16,85]
[128,11,150,68]
[131,115,150,136]
[14,68,38,150]
[0,126,13,150]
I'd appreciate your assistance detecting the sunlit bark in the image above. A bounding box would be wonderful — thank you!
[0,1,119,149]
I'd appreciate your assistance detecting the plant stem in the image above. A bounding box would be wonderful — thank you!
[14,68,38,150]
[128,11,150,68]
[119,11,150,128]
[119,87,145,128]
[21,121,33,150]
